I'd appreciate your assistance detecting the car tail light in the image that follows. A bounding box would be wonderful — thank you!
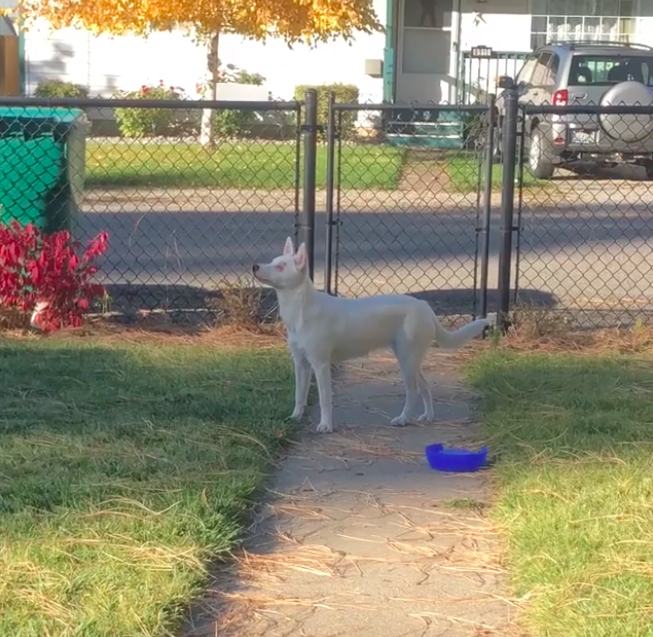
[552,89,568,106]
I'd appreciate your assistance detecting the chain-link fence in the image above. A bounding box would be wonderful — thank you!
[324,102,494,325]
[1,93,652,330]
[0,97,301,321]
[512,102,653,328]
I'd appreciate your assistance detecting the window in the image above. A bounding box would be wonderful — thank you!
[544,53,560,86]
[569,55,653,86]
[531,53,552,85]
[0,16,18,37]
[531,0,637,48]
[529,53,559,87]
[517,55,539,83]
[404,0,452,29]
[401,0,452,74]
[402,31,451,73]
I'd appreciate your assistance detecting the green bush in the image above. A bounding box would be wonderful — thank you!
[208,65,266,139]
[114,82,184,138]
[35,80,88,99]
[212,109,258,138]
[294,83,360,139]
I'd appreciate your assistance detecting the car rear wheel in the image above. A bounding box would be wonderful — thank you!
[528,126,554,179]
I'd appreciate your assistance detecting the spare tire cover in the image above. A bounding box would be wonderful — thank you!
[599,81,653,143]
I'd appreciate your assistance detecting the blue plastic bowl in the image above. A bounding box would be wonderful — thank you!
[425,443,489,473]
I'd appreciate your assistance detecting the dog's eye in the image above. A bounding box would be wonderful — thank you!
[275,264,285,272]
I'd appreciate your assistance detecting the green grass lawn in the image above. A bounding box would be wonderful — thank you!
[0,335,293,636]
[468,349,653,637]
[86,141,405,191]
[446,156,542,193]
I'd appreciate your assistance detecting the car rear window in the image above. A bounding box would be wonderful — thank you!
[569,55,653,86]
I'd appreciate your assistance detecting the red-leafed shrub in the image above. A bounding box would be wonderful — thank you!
[0,222,109,332]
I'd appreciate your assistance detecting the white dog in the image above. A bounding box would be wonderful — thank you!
[253,238,492,433]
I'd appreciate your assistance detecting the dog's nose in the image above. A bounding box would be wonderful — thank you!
[252,264,260,273]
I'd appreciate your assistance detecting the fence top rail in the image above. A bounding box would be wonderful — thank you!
[333,102,489,113]
[0,96,302,111]
[523,103,653,115]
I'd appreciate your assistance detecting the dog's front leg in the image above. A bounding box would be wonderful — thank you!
[290,352,312,420]
[311,360,333,433]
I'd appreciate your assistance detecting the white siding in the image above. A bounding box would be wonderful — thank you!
[24,0,387,101]
[635,17,653,46]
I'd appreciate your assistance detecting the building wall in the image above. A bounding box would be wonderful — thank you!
[22,0,387,101]
[460,0,531,52]
[635,17,653,45]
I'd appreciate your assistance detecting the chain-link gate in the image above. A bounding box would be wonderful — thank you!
[323,101,496,325]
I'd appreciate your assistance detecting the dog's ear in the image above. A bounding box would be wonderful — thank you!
[294,242,307,271]
[283,236,295,256]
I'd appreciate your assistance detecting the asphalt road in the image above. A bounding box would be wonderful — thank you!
[76,195,653,325]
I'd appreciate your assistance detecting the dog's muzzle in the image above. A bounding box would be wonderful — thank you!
[252,264,260,274]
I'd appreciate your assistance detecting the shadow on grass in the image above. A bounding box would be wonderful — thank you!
[469,352,653,455]
[0,338,293,636]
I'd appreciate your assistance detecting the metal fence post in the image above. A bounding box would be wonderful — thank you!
[479,93,496,318]
[497,80,519,331]
[302,89,318,280]
[324,92,336,294]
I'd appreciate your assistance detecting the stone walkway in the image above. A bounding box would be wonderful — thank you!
[184,349,524,637]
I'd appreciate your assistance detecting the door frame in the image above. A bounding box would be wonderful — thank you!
[391,0,461,104]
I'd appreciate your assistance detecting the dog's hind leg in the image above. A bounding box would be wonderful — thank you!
[391,340,422,427]
[416,369,434,423]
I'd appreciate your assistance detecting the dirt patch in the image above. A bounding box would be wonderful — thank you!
[398,151,453,193]
[452,324,653,365]
[501,324,653,355]
[0,322,285,350]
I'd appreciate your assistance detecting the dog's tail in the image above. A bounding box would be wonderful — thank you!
[432,313,495,349]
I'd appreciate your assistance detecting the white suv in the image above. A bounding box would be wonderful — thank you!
[503,42,653,178]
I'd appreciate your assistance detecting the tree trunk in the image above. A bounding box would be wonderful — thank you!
[200,31,219,147]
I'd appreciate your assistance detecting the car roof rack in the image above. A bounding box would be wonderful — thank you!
[545,40,653,51]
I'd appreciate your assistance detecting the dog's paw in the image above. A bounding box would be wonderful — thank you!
[315,421,333,433]
[417,413,433,424]
[390,415,410,427]
[290,409,304,420]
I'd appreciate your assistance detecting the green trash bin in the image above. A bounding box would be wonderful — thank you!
[0,107,89,233]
